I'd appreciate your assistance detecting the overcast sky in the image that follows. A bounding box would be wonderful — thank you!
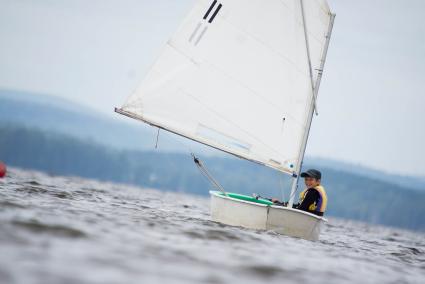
[1,0,424,176]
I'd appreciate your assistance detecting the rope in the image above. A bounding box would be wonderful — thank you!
[152,130,226,195]
[154,128,292,204]
[191,153,227,196]
[155,128,160,149]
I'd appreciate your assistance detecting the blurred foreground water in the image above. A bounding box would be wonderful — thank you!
[0,168,424,284]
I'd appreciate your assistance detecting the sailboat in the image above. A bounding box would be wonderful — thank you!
[115,0,335,241]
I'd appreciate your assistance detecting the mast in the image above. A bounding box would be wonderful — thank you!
[287,9,336,207]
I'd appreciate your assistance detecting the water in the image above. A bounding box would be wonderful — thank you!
[0,168,423,284]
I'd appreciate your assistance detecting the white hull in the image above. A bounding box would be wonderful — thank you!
[210,191,327,241]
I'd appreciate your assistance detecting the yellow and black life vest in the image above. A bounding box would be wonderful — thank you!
[299,185,328,214]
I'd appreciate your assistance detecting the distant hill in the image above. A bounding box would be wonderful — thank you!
[0,88,195,152]
[1,124,425,232]
[3,88,424,183]
[305,157,425,192]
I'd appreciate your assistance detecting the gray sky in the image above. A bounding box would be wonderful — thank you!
[1,0,424,176]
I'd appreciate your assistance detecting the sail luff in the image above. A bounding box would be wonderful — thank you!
[288,11,336,207]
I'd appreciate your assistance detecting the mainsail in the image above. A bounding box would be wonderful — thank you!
[116,0,334,175]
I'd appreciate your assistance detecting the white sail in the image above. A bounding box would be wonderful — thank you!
[117,0,333,175]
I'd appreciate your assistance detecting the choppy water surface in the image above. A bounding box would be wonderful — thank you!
[0,168,424,284]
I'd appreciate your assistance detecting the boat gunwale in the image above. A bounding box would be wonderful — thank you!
[209,190,328,222]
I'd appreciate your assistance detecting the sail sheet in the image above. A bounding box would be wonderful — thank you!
[118,0,333,174]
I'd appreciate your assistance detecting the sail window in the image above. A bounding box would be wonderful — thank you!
[196,124,251,153]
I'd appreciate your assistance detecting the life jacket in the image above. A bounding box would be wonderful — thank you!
[299,185,328,214]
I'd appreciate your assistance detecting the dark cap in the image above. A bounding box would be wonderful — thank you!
[300,169,321,179]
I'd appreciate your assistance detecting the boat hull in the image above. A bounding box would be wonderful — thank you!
[210,191,327,241]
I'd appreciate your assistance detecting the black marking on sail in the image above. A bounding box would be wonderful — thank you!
[203,0,217,20]
[189,1,222,45]
[209,3,222,23]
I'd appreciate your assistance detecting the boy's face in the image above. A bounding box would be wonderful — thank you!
[304,177,320,188]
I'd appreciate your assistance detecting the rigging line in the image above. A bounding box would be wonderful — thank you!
[155,128,160,149]
[191,153,227,196]
[150,125,225,195]
[300,0,318,116]
[152,126,227,189]
[151,127,225,193]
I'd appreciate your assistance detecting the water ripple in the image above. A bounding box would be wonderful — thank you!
[0,168,423,284]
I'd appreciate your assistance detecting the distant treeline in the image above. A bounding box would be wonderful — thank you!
[1,124,424,232]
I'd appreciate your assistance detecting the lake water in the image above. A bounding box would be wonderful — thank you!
[0,168,423,284]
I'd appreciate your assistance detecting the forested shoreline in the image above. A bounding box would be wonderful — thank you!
[1,124,424,232]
